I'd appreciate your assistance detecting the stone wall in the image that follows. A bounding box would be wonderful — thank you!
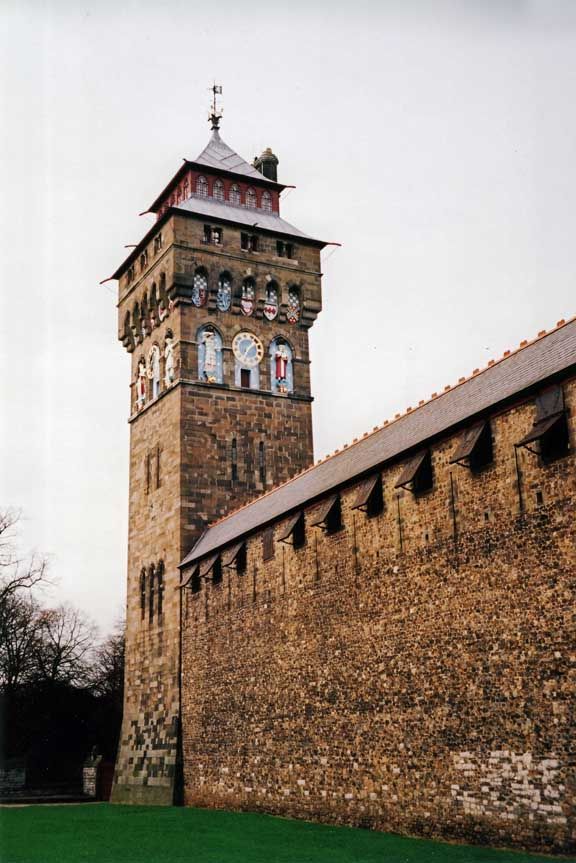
[113,209,321,803]
[181,378,576,853]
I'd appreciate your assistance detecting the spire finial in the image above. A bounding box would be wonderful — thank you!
[209,83,223,131]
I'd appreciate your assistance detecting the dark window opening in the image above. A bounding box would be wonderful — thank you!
[311,495,342,535]
[451,421,493,472]
[212,558,222,585]
[145,454,151,494]
[276,240,285,257]
[293,514,306,548]
[286,243,294,259]
[263,527,275,561]
[231,438,238,481]
[241,233,258,252]
[203,224,211,244]
[148,568,155,623]
[240,368,251,389]
[395,450,433,495]
[157,565,164,618]
[213,227,222,245]
[536,490,544,506]
[236,543,247,574]
[540,414,569,463]
[241,233,249,250]
[352,474,383,517]
[258,441,266,485]
[156,446,161,488]
[139,570,146,620]
[190,569,201,594]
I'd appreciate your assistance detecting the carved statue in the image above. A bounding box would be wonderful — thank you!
[136,359,147,410]
[148,345,161,399]
[201,329,219,383]
[164,336,175,387]
[275,343,290,393]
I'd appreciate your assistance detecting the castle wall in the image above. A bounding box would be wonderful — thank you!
[181,379,576,853]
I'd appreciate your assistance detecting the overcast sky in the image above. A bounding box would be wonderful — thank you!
[1,0,575,633]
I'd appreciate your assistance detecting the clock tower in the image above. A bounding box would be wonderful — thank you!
[110,104,327,804]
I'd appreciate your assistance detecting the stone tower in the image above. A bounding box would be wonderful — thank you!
[110,110,327,804]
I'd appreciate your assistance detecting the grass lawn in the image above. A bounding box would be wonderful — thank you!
[0,804,573,863]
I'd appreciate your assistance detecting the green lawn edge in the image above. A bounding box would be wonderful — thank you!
[0,803,574,863]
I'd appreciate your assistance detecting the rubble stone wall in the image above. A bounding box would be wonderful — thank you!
[181,377,576,853]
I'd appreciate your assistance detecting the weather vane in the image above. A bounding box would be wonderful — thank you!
[209,83,223,131]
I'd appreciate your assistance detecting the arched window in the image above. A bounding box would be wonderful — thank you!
[139,569,147,620]
[263,281,279,321]
[213,179,224,201]
[192,268,208,308]
[140,294,149,337]
[197,325,223,384]
[132,303,141,344]
[287,286,301,325]
[269,338,294,394]
[196,175,208,198]
[149,284,158,329]
[148,564,156,623]
[233,331,263,390]
[246,187,257,208]
[240,278,255,316]
[261,191,272,213]
[216,272,232,312]
[148,345,161,398]
[229,184,241,205]
[158,273,168,321]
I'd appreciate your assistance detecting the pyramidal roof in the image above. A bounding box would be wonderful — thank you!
[194,129,265,181]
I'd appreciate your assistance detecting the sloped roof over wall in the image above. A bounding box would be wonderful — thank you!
[180,317,576,569]
[194,130,266,180]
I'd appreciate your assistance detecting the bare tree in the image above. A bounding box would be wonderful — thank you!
[0,593,42,691]
[90,617,125,702]
[0,508,49,606]
[33,604,97,686]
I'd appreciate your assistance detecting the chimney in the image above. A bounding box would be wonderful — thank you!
[253,147,279,182]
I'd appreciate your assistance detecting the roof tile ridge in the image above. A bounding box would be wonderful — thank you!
[202,314,575,536]
[303,314,576,466]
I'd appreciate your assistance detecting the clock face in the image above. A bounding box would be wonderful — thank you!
[232,332,264,368]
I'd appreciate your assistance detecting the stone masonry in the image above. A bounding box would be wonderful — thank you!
[180,371,576,854]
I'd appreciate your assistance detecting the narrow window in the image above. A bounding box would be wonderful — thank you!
[241,233,249,251]
[203,225,212,244]
[229,184,241,205]
[213,179,224,201]
[310,495,343,535]
[285,243,294,259]
[196,175,208,197]
[351,474,384,518]
[212,227,222,245]
[139,569,146,620]
[148,565,155,623]
[276,240,285,257]
[145,453,151,494]
[250,235,259,252]
[246,188,257,208]
[231,438,238,481]
[395,450,434,495]
[240,368,251,389]
[258,441,266,485]
[261,191,272,212]
[190,568,201,594]
[236,544,247,574]
[156,446,161,489]
[262,527,275,561]
[212,558,223,585]
[293,514,306,548]
[157,562,164,619]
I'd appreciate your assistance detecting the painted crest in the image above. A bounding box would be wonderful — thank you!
[192,272,208,308]
[240,297,254,316]
[263,286,278,321]
[216,278,232,312]
[287,289,301,325]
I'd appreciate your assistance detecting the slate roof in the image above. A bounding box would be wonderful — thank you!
[180,317,576,568]
[176,195,322,244]
[194,130,266,181]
